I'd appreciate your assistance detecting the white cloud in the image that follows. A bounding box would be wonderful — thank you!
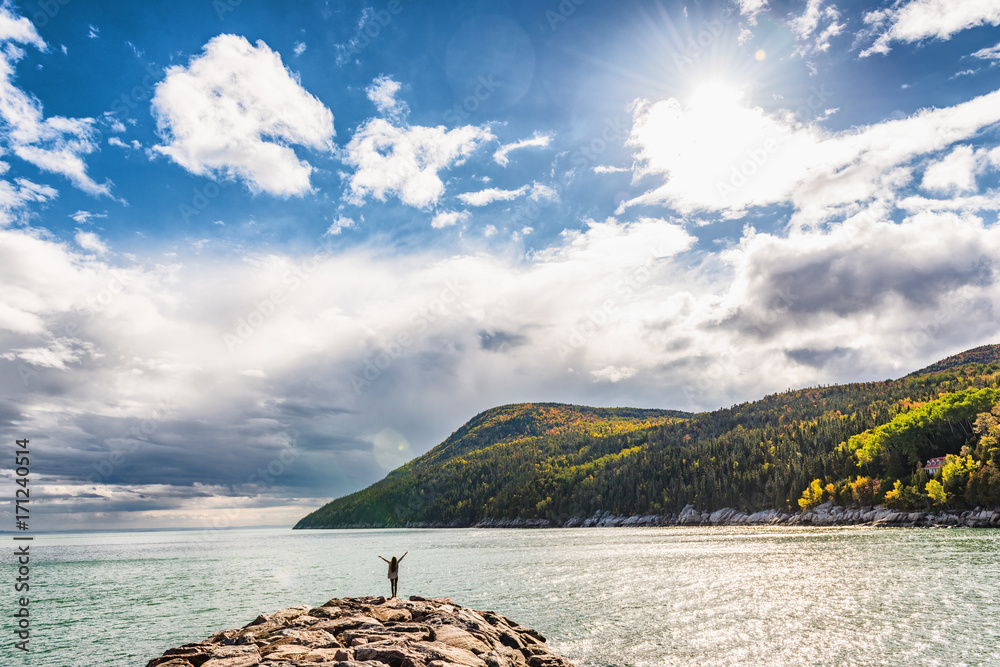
[108,136,141,150]
[431,210,470,229]
[3,337,100,369]
[0,7,108,197]
[151,34,335,197]
[921,145,980,193]
[457,185,528,207]
[622,86,1000,222]
[898,191,1000,213]
[457,181,556,207]
[788,0,844,56]
[344,118,493,209]
[529,182,559,203]
[87,24,99,39]
[0,227,121,334]
[591,365,638,383]
[862,0,1000,57]
[593,165,629,174]
[70,210,107,224]
[483,224,497,237]
[366,75,408,120]
[293,41,307,56]
[74,230,109,255]
[973,41,1000,60]
[493,133,553,167]
[0,8,46,48]
[326,215,356,235]
[735,0,768,20]
[0,176,57,221]
[106,116,127,133]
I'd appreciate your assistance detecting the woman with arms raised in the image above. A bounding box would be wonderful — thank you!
[378,551,407,598]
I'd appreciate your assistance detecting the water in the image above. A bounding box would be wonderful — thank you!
[5,526,1000,666]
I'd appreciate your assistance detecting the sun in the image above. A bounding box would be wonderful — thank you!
[687,80,745,112]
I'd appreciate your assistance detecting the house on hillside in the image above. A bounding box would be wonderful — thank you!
[924,457,947,477]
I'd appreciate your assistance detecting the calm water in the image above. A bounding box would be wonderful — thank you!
[5,526,1000,666]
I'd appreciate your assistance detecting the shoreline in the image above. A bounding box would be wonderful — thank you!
[299,503,1000,529]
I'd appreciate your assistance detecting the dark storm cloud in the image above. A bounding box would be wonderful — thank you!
[0,381,371,501]
[724,218,998,339]
[261,396,354,420]
[752,253,992,319]
[0,398,23,427]
[784,346,855,369]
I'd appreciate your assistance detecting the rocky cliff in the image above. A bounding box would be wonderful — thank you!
[144,595,574,667]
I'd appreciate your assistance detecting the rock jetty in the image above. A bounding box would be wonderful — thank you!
[144,595,574,667]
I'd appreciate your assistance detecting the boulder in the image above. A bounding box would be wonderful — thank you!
[709,508,736,524]
[200,646,261,667]
[273,628,341,648]
[679,505,702,525]
[431,625,492,654]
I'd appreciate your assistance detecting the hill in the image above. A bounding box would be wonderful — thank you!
[295,345,1000,528]
[295,404,687,528]
[907,343,1000,376]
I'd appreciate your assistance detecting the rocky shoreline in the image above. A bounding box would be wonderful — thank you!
[145,595,573,667]
[306,501,1000,529]
[474,502,1000,529]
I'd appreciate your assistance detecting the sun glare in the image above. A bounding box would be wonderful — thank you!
[687,80,744,111]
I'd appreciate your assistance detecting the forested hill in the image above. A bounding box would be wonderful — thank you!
[295,404,688,529]
[411,403,689,469]
[906,343,1000,376]
[294,345,1000,529]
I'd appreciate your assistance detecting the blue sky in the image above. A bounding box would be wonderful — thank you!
[1,0,1000,530]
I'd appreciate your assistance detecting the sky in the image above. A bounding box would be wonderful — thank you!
[1,0,999,531]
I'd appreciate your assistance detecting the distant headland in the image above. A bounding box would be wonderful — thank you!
[295,345,1000,530]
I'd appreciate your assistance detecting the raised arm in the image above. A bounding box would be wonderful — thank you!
[398,551,408,562]
[378,556,390,564]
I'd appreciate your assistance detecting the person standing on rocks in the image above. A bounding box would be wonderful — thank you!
[378,551,407,598]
